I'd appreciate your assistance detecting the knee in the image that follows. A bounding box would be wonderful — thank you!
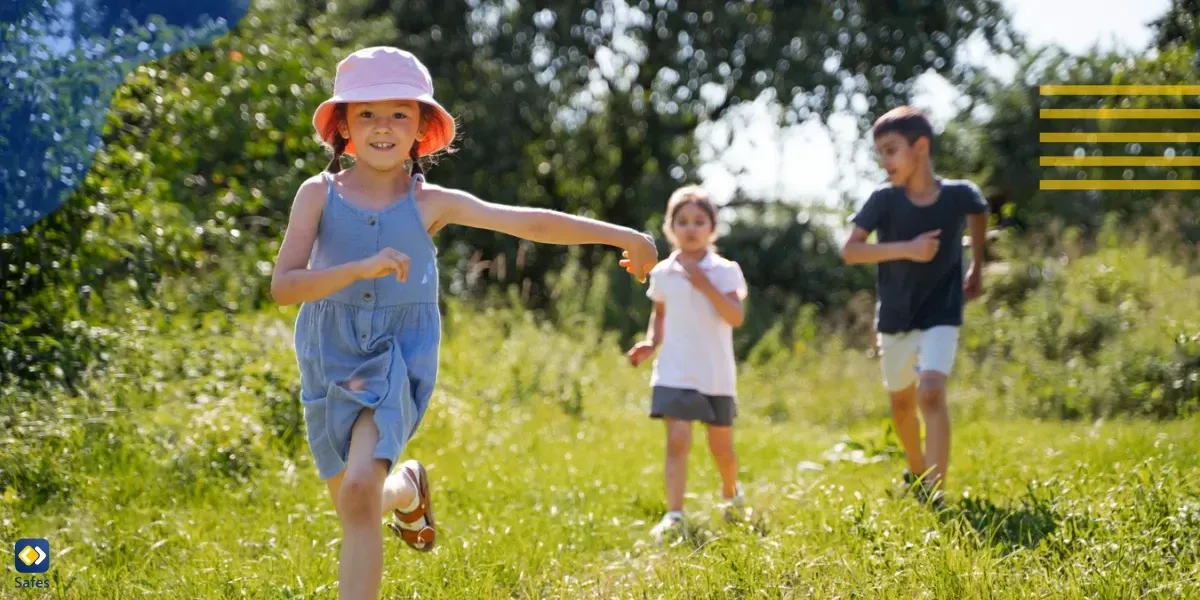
[918,392,946,414]
[707,436,734,460]
[709,443,736,463]
[337,473,383,524]
[666,430,692,457]
[890,390,917,416]
[917,376,947,412]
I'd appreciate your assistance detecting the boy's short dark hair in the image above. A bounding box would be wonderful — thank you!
[872,106,935,155]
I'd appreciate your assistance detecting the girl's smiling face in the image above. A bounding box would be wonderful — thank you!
[340,99,425,171]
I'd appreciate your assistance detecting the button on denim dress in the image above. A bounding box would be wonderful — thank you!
[293,172,440,480]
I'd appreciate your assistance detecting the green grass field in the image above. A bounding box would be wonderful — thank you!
[3,303,1199,599]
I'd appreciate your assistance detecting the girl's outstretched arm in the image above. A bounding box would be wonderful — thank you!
[426,186,658,280]
[270,177,408,306]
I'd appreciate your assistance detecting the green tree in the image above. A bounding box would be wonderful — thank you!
[1152,0,1200,51]
[304,0,1020,332]
[3,0,1022,384]
[943,42,1200,242]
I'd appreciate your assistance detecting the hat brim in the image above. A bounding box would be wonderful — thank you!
[312,83,456,158]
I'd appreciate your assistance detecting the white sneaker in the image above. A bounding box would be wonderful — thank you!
[649,511,685,542]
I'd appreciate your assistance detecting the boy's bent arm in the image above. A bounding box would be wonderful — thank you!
[270,178,366,306]
[841,226,915,265]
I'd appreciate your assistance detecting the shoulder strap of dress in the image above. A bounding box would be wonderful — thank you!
[408,173,425,197]
[320,171,338,208]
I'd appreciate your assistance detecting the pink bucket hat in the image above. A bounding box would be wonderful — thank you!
[312,46,456,158]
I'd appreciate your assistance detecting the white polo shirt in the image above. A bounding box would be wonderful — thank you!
[646,251,748,397]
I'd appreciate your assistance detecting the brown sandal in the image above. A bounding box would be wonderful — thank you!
[388,460,436,552]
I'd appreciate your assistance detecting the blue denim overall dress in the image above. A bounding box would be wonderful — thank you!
[293,172,440,479]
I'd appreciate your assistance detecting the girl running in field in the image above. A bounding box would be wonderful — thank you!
[626,185,748,541]
[270,46,658,599]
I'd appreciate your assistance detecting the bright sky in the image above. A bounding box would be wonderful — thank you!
[1005,0,1168,54]
[698,0,1173,225]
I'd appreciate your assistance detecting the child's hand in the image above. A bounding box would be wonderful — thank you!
[356,247,411,282]
[675,255,717,293]
[626,341,657,367]
[674,255,712,288]
[964,262,983,300]
[619,232,658,283]
[907,229,941,263]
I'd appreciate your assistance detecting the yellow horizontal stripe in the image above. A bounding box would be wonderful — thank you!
[1040,179,1200,190]
[1040,85,1200,95]
[1041,109,1200,119]
[1040,156,1200,166]
[1040,132,1200,143]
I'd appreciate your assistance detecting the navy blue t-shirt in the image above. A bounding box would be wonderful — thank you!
[850,179,988,335]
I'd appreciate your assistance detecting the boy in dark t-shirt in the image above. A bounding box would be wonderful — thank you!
[842,106,989,508]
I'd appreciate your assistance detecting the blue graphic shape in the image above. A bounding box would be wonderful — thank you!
[0,0,251,235]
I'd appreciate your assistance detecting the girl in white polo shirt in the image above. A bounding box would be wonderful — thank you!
[626,184,749,540]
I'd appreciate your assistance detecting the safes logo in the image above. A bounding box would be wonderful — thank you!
[14,539,49,574]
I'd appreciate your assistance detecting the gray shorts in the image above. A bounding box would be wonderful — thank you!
[650,386,737,426]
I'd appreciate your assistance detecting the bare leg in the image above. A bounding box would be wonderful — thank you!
[916,372,950,487]
[381,467,418,516]
[323,410,387,600]
[889,383,926,477]
[325,428,418,519]
[704,425,738,499]
[664,419,693,512]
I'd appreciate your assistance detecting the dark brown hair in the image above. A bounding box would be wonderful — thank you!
[324,104,349,173]
[663,185,719,248]
[872,106,935,156]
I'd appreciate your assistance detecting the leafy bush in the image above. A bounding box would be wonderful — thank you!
[962,224,1200,419]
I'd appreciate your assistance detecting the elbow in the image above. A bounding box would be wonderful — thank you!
[841,240,870,265]
[729,312,745,328]
[270,276,295,307]
[840,244,856,264]
[270,285,288,307]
